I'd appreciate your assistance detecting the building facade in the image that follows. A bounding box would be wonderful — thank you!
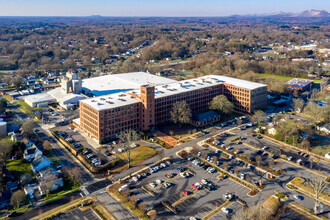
[79,75,267,142]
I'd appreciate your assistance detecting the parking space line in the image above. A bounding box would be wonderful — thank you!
[172,189,199,207]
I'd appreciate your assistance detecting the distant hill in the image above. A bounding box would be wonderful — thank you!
[235,10,329,18]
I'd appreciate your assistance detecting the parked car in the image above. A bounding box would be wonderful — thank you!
[149,182,157,188]
[182,190,189,195]
[262,146,268,150]
[221,207,230,214]
[177,168,184,172]
[163,182,171,188]
[293,195,304,200]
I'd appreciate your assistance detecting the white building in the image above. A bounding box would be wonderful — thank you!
[24,93,56,108]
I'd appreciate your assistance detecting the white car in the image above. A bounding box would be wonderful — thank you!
[149,182,157,188]
[201,179,208,185]
[160,163,167,168]
[163,183,171,188]
[118,148,124,153]
[94,162,101,166]
[165,160,172,165]
[91,159,98,163]
[155,179,162,184]
[262,146,268,150]
[208,168,216,173]
[221,207,230,214]
[132,176,139,182]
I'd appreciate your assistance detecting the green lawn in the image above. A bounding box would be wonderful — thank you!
[6,159,34,180]
[259,73,322,83]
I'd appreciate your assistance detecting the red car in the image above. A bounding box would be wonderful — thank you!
[182,190,189,195]
[192,184,198,190]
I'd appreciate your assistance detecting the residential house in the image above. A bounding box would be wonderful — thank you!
[22,138,36,149]
[24,184,38,199]
[31,155,53,173]
[24,144,43,162]
[38,178,64,196]
[317,124,330,135]
[0,190,11,208]
[38,167,59,178]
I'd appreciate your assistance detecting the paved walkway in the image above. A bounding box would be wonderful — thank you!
[97,192,136,220]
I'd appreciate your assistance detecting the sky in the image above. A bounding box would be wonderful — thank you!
[0,0,329,17]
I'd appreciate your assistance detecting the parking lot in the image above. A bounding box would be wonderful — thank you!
[53,127,111,167]
[51,207,99,220]
[122,156,250,219]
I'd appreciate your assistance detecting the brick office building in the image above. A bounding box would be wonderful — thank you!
[78,75,267,142]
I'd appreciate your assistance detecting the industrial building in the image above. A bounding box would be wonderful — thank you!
[24,93,56,108]
[287,78,313,92]
[77,74,267,142]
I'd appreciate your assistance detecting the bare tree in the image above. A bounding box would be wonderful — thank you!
[10,190,26,209]
[64,167,82,186]
[121,188,130,202]
[234,167,239,176]
[234,203,270,220]
[43,141,52,151]
[120,129,140,168]
[170,101,192,127]
[190,145,198,155]
[21,119,36,137]
[212,156,218,164]
[268,159,274,171]
[199,151,206,159]
[292,98,305,113]
[130,195,138,208]
[307,177,328,214]
[211,128,217,135]
[0,138,13,165]
[138,202,147,215]
[148,210,157,220]
[300,139,311,151]
[256,155,262,167]
[251,110,266,133]
[222,162,228,171]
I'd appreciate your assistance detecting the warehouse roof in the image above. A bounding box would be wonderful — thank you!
[80,74,267,111]
[24,93,55,104]
[81,72,176,96]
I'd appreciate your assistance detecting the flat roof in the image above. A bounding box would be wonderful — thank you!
[80,92,140,111]
[152,75,267,99]
[24,93,55,103]
[48,88,86,104]
[82,72,176,96]
[287,78,313,87]
[80,74,267,111]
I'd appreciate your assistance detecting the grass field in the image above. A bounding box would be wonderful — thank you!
[111,146,157,173]
[259,73,322,83]
[7,159,34,180]
[118,146,156,164]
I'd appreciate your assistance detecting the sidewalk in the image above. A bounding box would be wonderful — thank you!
[97,191,136,220]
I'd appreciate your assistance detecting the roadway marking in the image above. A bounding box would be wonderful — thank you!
[172,189,199,207]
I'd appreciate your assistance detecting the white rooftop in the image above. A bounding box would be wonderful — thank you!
[80,91,140,111]
[82,72,176,96]
[80,74,267,111]
[48,88,86,105]
[24,93,55,103]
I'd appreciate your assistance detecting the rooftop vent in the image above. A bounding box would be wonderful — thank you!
[91,100,96,102]
[106,101,114,104]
